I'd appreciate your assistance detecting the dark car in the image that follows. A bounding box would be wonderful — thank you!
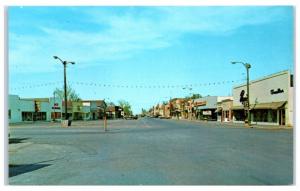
[124,115,138,120]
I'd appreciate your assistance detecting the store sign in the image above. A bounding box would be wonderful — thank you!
[202,110,212,115]
[270,88,284,95]
[83,102,90,106]
[194,101,206,106]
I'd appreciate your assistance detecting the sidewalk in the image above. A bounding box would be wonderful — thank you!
[170,118,293,130]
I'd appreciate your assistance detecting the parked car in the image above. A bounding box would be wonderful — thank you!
[124,115,138,120]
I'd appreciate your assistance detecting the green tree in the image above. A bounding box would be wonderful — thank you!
[118,100,133,116]
[141,108,147,116]
[162,101,168,105]
[185,93,202,99]
[53,86,81,101]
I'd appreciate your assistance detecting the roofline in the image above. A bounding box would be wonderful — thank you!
[233,70,290,89]
[193,96,232,101]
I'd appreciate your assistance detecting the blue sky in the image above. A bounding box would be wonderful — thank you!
[8,6,294,114]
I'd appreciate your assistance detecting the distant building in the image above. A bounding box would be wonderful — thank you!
[170,98,185,119]
[163,103,171,118]
[106,105,124,119]
[232,70,293,126]
[85,100,106,120]
[194,96,233,121]
[216,98,233,122]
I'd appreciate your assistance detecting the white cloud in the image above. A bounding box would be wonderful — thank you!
[9,6,289,73]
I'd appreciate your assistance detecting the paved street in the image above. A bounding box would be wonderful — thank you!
[8,118,293,185]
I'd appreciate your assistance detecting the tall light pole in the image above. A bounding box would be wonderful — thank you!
[53,56,75,121]
[231,61,252,127]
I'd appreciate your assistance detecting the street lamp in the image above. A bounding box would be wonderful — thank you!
[53,56,75,122]
[231,61,252,127]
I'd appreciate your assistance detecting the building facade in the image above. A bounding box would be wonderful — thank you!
[8,95,108,123]
[9,95,53,123]
[217,98,233,122]
[232,70,293,126]
[170,98,185,119]
[194,96,233,121]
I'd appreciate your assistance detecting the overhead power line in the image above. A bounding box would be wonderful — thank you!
[10,79,245,91]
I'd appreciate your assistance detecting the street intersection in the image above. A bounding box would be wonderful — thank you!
[8,118,293,185]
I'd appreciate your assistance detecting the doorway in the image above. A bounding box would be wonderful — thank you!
[279,109,286,126]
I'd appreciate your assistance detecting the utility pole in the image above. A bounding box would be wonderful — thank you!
[231,61,252,127]
[54,56,75,126]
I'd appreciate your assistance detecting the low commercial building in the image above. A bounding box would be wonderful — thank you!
[50,96,63,121]
[232,70,293,126]
[163,103,171,118]
[194,96,233,121]
[8,95,107,123]
[89,100,106,120]
[106,105,124,119]
[71,101,91,120]
[9,95,53,123]
[170,98,185,119]
[217,98,233,122]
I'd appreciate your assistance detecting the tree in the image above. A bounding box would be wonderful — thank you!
[107,102,115,107]
[185,93,202,99]
[53,86,81,101]
[141,108,147,116]
[162,101,168,105]
[118,100,133,116]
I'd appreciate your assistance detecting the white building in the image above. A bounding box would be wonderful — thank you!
[232,70,293,126]
[8,94,107,123]
[217,98,234,122]
[8,95,56,123]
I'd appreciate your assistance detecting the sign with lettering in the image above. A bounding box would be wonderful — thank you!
[194,101,206,106]
[202,110,212,115]
[270,88,284,95]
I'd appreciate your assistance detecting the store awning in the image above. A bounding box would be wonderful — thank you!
[215,107,222,113]
[232,101,287,110]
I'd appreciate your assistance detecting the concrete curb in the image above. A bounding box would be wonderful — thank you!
[169,118,293,130]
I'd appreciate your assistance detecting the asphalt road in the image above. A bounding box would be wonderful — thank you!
[8,118,293,185]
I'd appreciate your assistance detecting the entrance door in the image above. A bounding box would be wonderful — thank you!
[279,109,286,125]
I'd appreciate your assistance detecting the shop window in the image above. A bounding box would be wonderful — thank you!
[22,112,33,121]
[269,110,277,123]
[253,110,277,123]
[233,110,245,121]
[253,110,268,122]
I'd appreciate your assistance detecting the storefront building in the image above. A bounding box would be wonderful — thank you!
[89,100,106,120]
[232,70,293,126]
[9,95,108,123]
[9,95,53,123]
[170,98,185,119]
[194,96,233,121]
[217,98,233,122]
[50,96,63,121]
